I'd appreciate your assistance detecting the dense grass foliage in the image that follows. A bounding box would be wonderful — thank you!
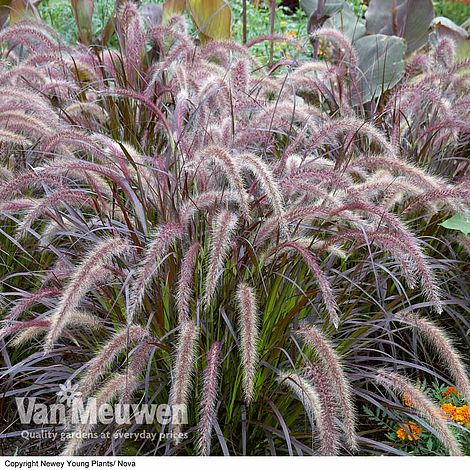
[0,1,469,457]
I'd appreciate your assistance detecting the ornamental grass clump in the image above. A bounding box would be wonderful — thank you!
[0,2,469,456]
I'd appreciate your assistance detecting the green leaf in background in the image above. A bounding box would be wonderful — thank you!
[365,0,434,54]
[440,213,470,236]
[354,33,406,103]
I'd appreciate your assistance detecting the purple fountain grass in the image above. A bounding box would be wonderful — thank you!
[178,190,241,228]
[0,8,469,456]
[0,319,51,342]
[281,117,397,173]
[61,373,130,456]
[326,228,419,290]
[278,371,325,453]
[197,342,222,456]
[304,364,340,456]
[0,87,57,122]
[310,27,358,70]
[0,65,48,86]
[405,187,470,213]
[61,370,140,456]
[397,313,470,404]
[278,242,339,328]
[0,198,39,213]
[44,237,130,352]
[1,311,101,346]
[96,88,171,135]
[0,172,65,200]
[9,325,50,347]
[0,129,32,146]
[281,166,355,195]
[0,111,55,137]
[196,146,251,220]
[204,210,238,306]
[236,283,259,404]
[326,201,443,313]
[0,21,60,53]
[41,130,108,159]
[238,152,285,222]
[78,325,149,397]
[388,83,451,121]
[128,223,183,324]
[16,189,95,238]
[255,202,329,246]
[230,59,250,98]
[4,287,61,324]
[63,342,153,455]
[176,242,201,323]
[170,320,198,443]
[373,230,442,313]
[122,342,155,404]
[309,118,397,160]
[296,323,357,451]
[115,1,146,86]
[0,166,12,180]
[352,171,421,207]
[376,369,463,456]
[64,102,109,123]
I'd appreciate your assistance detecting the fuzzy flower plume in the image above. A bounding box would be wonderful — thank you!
[236,283,259,404]
[178,190,240,228]
[278,371,325,453]
[170,320,198,442]
[238,152,285,222]
[0,129,32,146]
[78,325,149,397]
[305,364,340,455]
[296,324,357,450]
[328,201,443,314]
[310,27,358,70]
[398,313,470,404]
[197,341,222,455]
[129,223,182,323]
[204,210,238,306]
[17,189,94,237]
[4,287,61,324]
[280,242,339,328]
[376,369,462,456]
[1,311,102,347]
[44,237,130,352]
[196,146,250,220]
[62,373,131,456]
[176,242,200,323]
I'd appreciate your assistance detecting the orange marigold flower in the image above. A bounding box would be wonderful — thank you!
[439,403,470,426]
[396,421,423,441]
[453,405,470,426]
[440,403,456,418]
[442,386,460,398]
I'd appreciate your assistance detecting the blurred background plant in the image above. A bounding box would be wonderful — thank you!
[1,1,468,61]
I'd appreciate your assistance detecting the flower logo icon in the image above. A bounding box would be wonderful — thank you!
[57,380,82,407]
